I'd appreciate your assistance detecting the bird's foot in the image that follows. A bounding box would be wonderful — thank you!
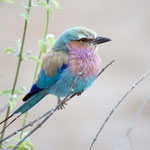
[76,91,83,96]
[57,98,67,110]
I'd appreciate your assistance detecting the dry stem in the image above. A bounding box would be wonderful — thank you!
[88,70,150,150]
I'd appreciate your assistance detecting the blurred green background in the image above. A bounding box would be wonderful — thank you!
[0,0,150,149]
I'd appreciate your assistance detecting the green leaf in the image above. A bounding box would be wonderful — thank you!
[0,117,2,121]
[9,137,33,150]
[38,1,53,15]
[7,145,15,148]
[16,38,21,47]
[51,0,60,13]
[47,34,56,47]
[21,13,29,22]
[13,95,24,101]
[0,88,23,97]
[39,39,47,53]
[26,50,32,55]
[20,86,28,93]
[8,100,16,110]
[29,56,42,66]
[0,89,12,96]
[14,133,34,150]
[5,47,16,54]
[25,140,34,150]
[14,89,24,95]
[0,0,14,3]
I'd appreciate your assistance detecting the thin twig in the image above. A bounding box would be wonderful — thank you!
[88,70,150,150]
[127,135,134,150]
[96,60,115,78]
[116,96,150,150]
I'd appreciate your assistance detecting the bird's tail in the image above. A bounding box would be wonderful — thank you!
[13,90,48,114]
[0,90,47,135]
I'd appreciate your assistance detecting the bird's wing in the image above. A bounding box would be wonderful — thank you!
[23,50,68,102]
[36,50,68,89]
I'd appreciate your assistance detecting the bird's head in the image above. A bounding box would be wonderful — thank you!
[53,27,111,52]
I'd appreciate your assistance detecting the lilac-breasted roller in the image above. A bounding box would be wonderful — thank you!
[0,27,111,125]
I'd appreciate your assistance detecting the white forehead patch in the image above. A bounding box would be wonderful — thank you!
[72,27,97,40]
[78,29,97,40]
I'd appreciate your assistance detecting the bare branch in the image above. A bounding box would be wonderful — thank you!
[88,70,150,150]
[96,60,115,78]
[127,135,134,150]
[116,96,150,150]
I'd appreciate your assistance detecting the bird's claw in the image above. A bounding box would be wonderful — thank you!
[76,91,83,96]
[57,98,67,110]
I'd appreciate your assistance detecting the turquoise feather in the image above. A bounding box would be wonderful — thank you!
[13,90,48,114]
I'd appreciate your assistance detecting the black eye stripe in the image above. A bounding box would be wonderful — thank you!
[77,38,88,42]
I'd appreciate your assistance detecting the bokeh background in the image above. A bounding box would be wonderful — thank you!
[0,0,150,149]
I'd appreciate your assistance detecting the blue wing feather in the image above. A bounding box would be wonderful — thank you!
[37,64,67,89]
[30,84,42,93]
[23,84,43,101]
[23,64,67,102]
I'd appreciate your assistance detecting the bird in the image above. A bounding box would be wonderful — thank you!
[0,27,111,127]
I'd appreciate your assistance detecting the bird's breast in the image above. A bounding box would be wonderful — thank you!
[69,49,101,79]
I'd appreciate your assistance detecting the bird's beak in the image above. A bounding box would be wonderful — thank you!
[92,36,111,45]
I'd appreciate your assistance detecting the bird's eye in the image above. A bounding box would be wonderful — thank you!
[78,38,88,42]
